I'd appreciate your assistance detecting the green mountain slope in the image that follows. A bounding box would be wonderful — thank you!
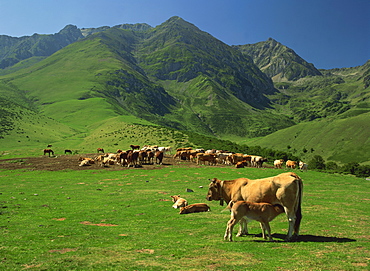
[247,111,370,164]
[0,25,83,69]
[0,16,295,140]
[0,17,368,165]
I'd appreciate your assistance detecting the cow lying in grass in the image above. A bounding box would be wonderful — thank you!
[179,203,210,214]
[78,157,95,166]
[224,201,284,241]
[171,195,188,209]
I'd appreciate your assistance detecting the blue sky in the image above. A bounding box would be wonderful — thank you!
[0,0,369,69]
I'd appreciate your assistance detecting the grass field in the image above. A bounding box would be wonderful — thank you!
[0,165,369,270]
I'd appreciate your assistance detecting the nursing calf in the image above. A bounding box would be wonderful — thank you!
[224,201,284,241]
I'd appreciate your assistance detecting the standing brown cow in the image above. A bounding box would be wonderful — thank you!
[206,172,303,241]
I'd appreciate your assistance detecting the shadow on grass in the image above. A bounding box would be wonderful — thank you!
[251,233,356,243]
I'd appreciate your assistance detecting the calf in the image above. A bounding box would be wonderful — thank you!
[224,201,284,241]
[179,203,210,214]
[171,195,188,209]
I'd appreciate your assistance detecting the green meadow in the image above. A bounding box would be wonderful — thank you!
[0,166,369,270]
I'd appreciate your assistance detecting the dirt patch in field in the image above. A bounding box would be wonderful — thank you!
[0,154,213,171]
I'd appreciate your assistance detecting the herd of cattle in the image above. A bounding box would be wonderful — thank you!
[43,144,308,171]
[171,171,303,242]
[44,144,304,241]
[77,145,170,167]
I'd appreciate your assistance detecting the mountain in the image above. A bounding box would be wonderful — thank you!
[0,17,294,140]
[234,38,322,81]
[0,16,369,165]
[0,25,84,69]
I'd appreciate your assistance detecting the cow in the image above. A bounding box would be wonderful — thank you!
[286,160,297,169]
[155,151,164,164]
[250,155,268,168]
[196,153,216,166]
[78,157,95,164]
[299,161,308,171]
[206,172,303,241]
[138,150,148,165]
[130,145,140,150]
[117,151,128,167]
[224,201,285,242]
[64,149,73,154]
[146,150,154,164]
[79,159,91,167]
[235,161,248,168]
[179,203,210,214]
[171,195,188,209]
[173,150,191,160]
[78,157,95,166]
[127,150,139,167]
[43,149,54,156]
[97,148,105,153]
[274,159,284,169]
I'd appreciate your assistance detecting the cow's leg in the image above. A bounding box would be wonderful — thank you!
[236,217,249,237]
[224,218,237,241]
[284,207,296,241]
[260,221,273,241]
[259,222,267,239]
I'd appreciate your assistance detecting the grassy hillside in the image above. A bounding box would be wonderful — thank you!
[0,17,368,165]
[246,111,370,165]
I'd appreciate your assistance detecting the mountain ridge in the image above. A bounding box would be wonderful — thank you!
[0,16,369,165]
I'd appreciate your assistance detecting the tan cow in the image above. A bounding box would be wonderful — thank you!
[274,159,284,169]
[286,160,297,169]
[179,203,210,214]
[171,195,188,209]
[224,201,285,241]
[206,172,303,241]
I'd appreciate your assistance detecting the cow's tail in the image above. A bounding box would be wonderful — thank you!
[221,201,234,213]
[294,176,303,236]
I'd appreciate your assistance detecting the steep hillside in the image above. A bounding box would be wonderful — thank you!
[235,38,322,81]
[0,17,368,165]
[247,111,370,165]
[0,16,295,141]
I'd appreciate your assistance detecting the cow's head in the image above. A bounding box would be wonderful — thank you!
[206,178,224,206]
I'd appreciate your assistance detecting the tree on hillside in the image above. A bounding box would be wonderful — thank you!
[309,155,326,170]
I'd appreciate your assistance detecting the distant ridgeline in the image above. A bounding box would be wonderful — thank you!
[0,16,369,165]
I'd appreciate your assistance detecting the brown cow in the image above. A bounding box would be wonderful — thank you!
[155,151,164,164]
[206,172,303,241]
[97,148,105,153]
[146,150,154,164]
[224,201,285,241]
[286,160,297,169]
[171,195,188,209]
[196,153,216,165]
[179,203,210,214]
[130,145,140,150]
[43,149,54,156]
[235,161,248,168]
